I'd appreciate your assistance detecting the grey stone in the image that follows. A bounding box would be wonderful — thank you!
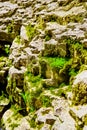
[36,107,56,124]
[2,109,30,130]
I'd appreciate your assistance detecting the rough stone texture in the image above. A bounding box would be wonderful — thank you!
[36,107,56,124]
[0,0,86,43]
[0,0,87,129]
[29,98,75,130]
[6,66,25,105]
[0,97,9,114]
[70,105,87,129]
[52,99,75,130]
[20,26,29,42]
[2,109,30,130]
[72,70,87,105]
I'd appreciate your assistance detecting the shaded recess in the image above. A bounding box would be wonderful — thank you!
[0,40,11,95]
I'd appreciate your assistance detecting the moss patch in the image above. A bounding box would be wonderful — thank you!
[43,57,68,69]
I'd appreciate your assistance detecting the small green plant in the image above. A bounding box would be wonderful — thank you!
[44,57,68,69]
[59,82,66,88]
[4,44,10,55]
[69,68,78,76]
[44,30,52,41]
[26,72,41,83]
[9,95,13,103]
[37,16,46,30]
[24,71,42,88]
[29,114,37,128]
[11,105,23,114]
[45,35,51,41]
[65,38,82,46]
[40,95,51,107]
[7,23,14,33]
[20,91,33,112]
[26,24,36,41]
[20,86,43,113]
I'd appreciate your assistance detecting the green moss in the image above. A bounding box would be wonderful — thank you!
[9,123,19,129]
[69,68,78,76]
[37,17,46,30]
[14,35,21,44]
[25,72,41,83]
[72,82,87,105]
[6,21,20,37]
[29,114,37,128]
[44,30,52,41]
[26,24,36,41]
[7,22,14,34]
[45,15,58,22]
[50,85,71,98]
[40,95,51,107]
[65,38,83,58]
[43,57,68,69]
[20,85,43,113]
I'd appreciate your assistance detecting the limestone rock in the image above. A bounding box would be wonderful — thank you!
[7,66,25,89]
[0,2,18,42]
[42,79,58,88]
[36,107,56,124]
[70,105,87,120]
[42,39,58,57]
[24,47,38,63]
[83,126,87,130]
[29,38,44,53]
[41,124,51,130]
[72,70,87,105]
[2,109,30,130]
[69,105,87,129]
[20,26,29,42]
[13,54,28,69]
[52,99,76,130]
[0,96,9,113]
[0,0,87,129]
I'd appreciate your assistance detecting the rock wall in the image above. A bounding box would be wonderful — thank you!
[0,0,87,130]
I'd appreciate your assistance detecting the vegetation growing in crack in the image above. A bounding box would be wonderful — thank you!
[42,57,68,69]
[7,22,14,34]
[36,16,46,30]
[19,68,52,114]
[14,35,21,44]
[44,30,52,41]
[65,37,83,58]
[26,24,37,41]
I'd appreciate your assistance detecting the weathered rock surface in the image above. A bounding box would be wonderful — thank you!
[2,109,30,130]
[72,70,87,105]
[0,0,87,130]
[70,105,87,129]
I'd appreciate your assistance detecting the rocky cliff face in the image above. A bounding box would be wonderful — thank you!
[0,0,87,130]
